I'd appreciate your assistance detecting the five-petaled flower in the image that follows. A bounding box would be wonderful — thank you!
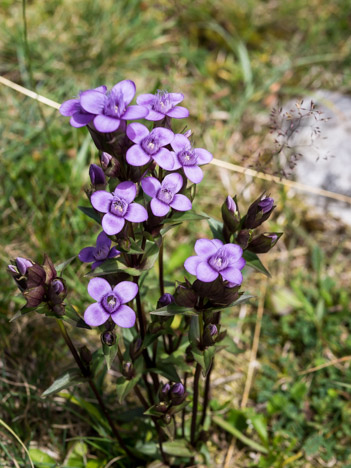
[184,239,245,284]
[170,134,213,184]
[59,86,107,128]
[91,181,148,235]
[84,277,137,327]
[80,80,148,133]
[126,123,175,170]
[136,90,189,121]
[79,231,120,269]
[141,173,192,217]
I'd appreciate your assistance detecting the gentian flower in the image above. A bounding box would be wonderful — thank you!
[84,277,137,327]
[59,86,107,128]
[136,90,189,121]
[126,123,175,170]
[244,195,275,229]
[8,257,33,276]
[170,134,213,184]
[79,231,120,269]
[258,197,274,213]
[80,80,148,133]
[89,164,106,186]
[141,173,191,217]
[91,181,148,235]
[184,239,245,284]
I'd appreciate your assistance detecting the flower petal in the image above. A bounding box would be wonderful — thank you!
[108,247,120,258]
[126,122,150,144]
[78,247,95,263]
[184,165,203,184]
[141,177,161,198]
[222,243,243,262]
[162,173,183,193]
[195,148,213,165]
[111,305,136,328]
[171,134,190,153]
[196,262,219,282]
[93,114,120,133]
[220,267,243,285]
[171,153,182,170]
[168,93,184,105]
[150,127,174,146]
[60,99,80,116]
[114,181,136,203]
[153,148,175,170]
[91,260,103,270]
[194,239,219,258]
[170,194,192,211]
[70,112,94,127]
[113,281,138,303]
[184,255,202,275]
[94,85,107,93]
[124,203,148,222]
[96,231,111,249]
[111,80,136,106]
[80,90,106,114]
[91,191,113,213]
[87,277,111,301]
[150,198,170,217]
[136,93,155,106]
[232,257,246,270]
[102,213,125,235]
[211,239,224,249]
[84,302,109,327]
[123,105,148,120]
[126,145,151,167]
[166,106,189,119]
[144,109,165,121]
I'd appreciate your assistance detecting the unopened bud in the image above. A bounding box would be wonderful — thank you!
[222,196,240,234]
[122,361,134,379]
[248,232,281,254]
[203,324,218,347]
[101,330,116,346]
[89,164,106,186]
[170,383,185,404]
[244,195,275,229]
[100,152,112,169]
[51,278,64,294]
[157,293,175,308]
[160,383,171,401]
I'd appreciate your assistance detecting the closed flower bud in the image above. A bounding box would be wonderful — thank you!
[101,330,116,346]
[100,152,112,169]
[248,232,282,254]
[157,293,175,308]
[236,229,251,249]
[222,196,240,234]
[160,383,171,401]
[170,383,186,405]
[51,278,64,294]
[89,164,106,186]
[122,361,134,379]
[244,195,275,229]
[203,324,218,347]
[174,281,198,308]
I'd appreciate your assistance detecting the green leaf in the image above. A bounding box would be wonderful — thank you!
[192,347,215,376]
[62,305,91,329]
[207,216,225,242]
[28,448,56,467]
[149,363,181,382]
[189,316,200,345]
[162,210,208,224]
[243,250,271,277]
[212,415,268,453]
[55,256,76,275]
[42,369,85,397]
[86,258,142,277]
[150,304,197,317]
[59,393,110,431]
[103,338,118,370]
[163,439,194,458]
[116,376,139,403]
[141,239,160,271]
[78,206,101,224]
[244,409,268,444]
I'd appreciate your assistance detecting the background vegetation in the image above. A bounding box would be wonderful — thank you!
[1,0,351,466]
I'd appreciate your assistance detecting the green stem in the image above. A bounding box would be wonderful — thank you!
[190,364,201,446]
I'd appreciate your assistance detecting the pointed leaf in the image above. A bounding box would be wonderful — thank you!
[78,206,101,224]
[42,369,85,397]
[243,250,271,277]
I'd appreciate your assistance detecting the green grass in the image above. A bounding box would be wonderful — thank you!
[1,0,351,466]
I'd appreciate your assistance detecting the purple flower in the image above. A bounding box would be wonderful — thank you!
[136,90,189,121]
[8,257,33,276]
[79,231,120,269]
[170,134,213,184]
[100,152,112,169]
[91,181,148,235]
[126,123,175,170]
[80,80,148,133]
[89,164,106,186]
[84,277,138,327]
[226,196,237,214]
[184,239,245,284]
[258,197,274,214]
[141,173,192,217]
[170,383,184,396]
[51,279,65,294]
[59,86,107,128]
[157,293,175,308]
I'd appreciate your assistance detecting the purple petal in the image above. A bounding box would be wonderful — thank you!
[124,203,148,222]
[113,281,138,303]
[170,194,192,211]
[80,90,106,114]
[153,148,175,170]
[150,198,170,217]
[171,134,191,153]
[122,105,148,120]
[168,93,184,105]
[220,267,243,285]
[184,255,202,275]
[136,93,155,106]
[212,239,224,249]
[166,106,189,119]
[184,165,203,184]
[91,260,103,270]
[108,247,120,258]
[114,181,136,203]
[94,85,107,93]
[87,277,111,301]
[222,244,243,262]
[102,213,125,235]
[150,127,174,146]
[144,109,165,121]
[84,302,109,327]
[79,247,95,263]
[126,145,151,167]
[162,173,183,193]
[196,262,219,282]
[195,148,213,165]
[232,257,246,270]
[96,231,111,249]
[171,152,182,170]
[194,239,219,259]
[93,115,120,133]
[60,99,80,116]
[126,122,150,144]
[70,112,94,127]
[111,305,136,328]
[141,177,161,198]
[91,191,112,213]
[111,80,136,106]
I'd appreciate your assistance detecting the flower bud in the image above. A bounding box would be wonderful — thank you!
[170,383,186,405]
[236,229,251,249]
[203,324,218,347]
[248,232,281,254]
[160,383,171,401]
[243,195,275,229]
[100,152,112,169]
[122,361,135,379]
[157,293,175,309]
[222,196,240,234]
[89,164,106,186]
[155,402,168,413]
[51,279,64,294]
[101,330,116,346]
[16,257,33,276]
[174,281,197,308]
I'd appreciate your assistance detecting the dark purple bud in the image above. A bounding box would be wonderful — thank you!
[160,383,171,400]
[222,196,240,235]
[244,194,276,229]
[258,197,274,214]
[248,232,281,254]
[100,152,112,169]
[174,281,198,308]
[89,164,106,186]
[209,324,218,336]
[51,279,64,294]
[203,323,218,347]
[170,383,186,404]
[122,362,135,379]
[236,229,251,249]
[101,330,116,346]
[24,285,46,308]
[16,257,33,276]
[157,293,175,308]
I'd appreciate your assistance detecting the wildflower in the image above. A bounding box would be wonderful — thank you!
[248,232,281,254]
[89,164,106,186]
[8,257,33,277]
[136,90,189,121]
[126,123,175,170]
[141,173,191,217]
[79,231,120,269]
[60,86,107,128]
[84,277,137,327]
[80,80,148,133]
[170,134,213,184]
[91,181,148,235]
[244,195,275,229]
[184,239,245,284]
